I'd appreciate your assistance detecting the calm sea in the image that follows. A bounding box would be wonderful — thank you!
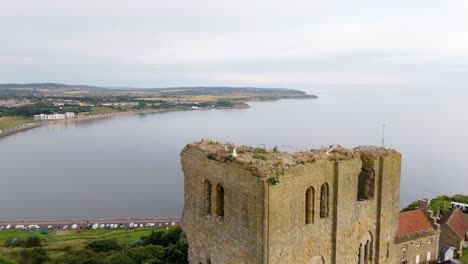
[1,92,466,220]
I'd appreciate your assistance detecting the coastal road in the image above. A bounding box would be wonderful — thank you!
[0,218,181,229]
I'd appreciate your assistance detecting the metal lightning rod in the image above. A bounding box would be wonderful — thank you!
[381,121,386,148]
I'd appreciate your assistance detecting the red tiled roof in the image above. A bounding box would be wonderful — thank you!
[396,209,434,237]
[440,208,468,240]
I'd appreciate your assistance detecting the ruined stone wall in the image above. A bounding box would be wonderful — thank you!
[394,234,439,264]
[376,153,402,264]
[181,142,402,264]
[333,158,380,264]
[267,159,336,264]
[181,147,266,264]
[267,152,401,264]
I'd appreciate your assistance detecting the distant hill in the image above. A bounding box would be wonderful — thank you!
[0,83,306,94]
[0,83,100,90]
[0,83,316,98]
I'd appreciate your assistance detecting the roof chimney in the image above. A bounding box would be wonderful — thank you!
[418,199,429,211]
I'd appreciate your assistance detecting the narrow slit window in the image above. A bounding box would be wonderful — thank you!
[305,187,315,224]
[320,183,329,218]
[204,180,212,215]
[215,183,224,217]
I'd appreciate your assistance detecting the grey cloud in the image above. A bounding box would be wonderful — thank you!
[1,0,468,93]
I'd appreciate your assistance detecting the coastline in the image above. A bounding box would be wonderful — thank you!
[0,122,46,138]
[0,217,181,227]
[0,101,252,139]
[0,95,316,139]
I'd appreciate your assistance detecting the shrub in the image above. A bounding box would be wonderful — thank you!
[163,239,188,264]
[24,236,42,248]
[45,250,105,264]
[0,254,15,264]
[3,236,40,248]
[252,153,267,160]
[11,248,48,264]
[4,237,24,248]
[124,245,165,263]
[267,176,280,185]
[105,252,136,264]
[85,239,123,253]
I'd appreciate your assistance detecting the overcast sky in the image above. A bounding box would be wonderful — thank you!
[1,0,468,93]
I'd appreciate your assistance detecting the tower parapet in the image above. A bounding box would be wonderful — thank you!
[181,141,402,264]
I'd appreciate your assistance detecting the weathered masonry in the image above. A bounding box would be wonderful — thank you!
[181,141,402,264]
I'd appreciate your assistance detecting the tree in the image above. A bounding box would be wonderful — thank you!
[430,195,451,216]
[105,252,136,264]
[451,194,468,204]
[164,239,188,264]
[401,201,419,212]
[138,102,146,109]
[144,227,183,247]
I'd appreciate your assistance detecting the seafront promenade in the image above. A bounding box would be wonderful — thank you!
[0,217,181,229]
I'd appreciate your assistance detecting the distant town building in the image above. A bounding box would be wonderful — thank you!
[181,141,406,264]
[0,99,34,108]
[439,207,468,257]
[394,208,439,264]
[45,98,81,106]
[34,112,75,121]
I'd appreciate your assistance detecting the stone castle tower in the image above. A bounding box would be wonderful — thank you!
[181,141,402,264]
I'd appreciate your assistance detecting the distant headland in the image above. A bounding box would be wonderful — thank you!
[0,83,317,137]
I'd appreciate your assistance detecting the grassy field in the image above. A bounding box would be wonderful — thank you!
[0,116,34,130]
[0,227,166,257]
[0,227,176,264]
[140,93,257,102]
[0,227,163,244]
[89,106,116,115]
[460,248,468,264]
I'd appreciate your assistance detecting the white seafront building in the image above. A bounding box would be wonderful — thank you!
[34,112,75,121]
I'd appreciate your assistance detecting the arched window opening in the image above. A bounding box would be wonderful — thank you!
[320,183,329,218]
[204,180,212,216]
[357,163,375,201]
[358,243,362,264]
[215,184,224,217]
[305,187,315,224]
[364,240,370,262]
[358,242,372,264]
[358,233,373,264]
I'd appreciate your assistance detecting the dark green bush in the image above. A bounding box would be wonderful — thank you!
[253,153,267,160]
[124,245,165,264]
[85,239,123,253]
[11,248,48,264]
[4,236,41,248]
